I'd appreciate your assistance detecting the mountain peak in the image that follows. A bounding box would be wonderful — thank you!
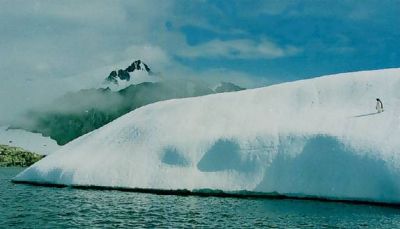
[104,60,157,90]
[126,60,151,73]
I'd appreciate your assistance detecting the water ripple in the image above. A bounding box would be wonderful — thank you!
[2,168,400,228]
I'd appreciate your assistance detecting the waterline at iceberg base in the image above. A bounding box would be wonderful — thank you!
[13,68,400,205]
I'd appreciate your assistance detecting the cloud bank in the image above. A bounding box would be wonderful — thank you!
[0,0,399,124]
[179,39,301,59]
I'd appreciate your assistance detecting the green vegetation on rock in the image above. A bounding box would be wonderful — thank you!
[0,145,44,167]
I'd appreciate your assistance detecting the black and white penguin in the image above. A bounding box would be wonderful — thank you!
[376,98,384,113]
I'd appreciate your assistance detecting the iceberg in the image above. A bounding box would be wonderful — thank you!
[14,68,400,204]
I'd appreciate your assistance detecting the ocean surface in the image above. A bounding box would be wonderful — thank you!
[2,168,400,228]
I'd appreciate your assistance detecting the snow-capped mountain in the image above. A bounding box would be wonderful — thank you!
[104,60,160,90]
[13,57,246,146]
[14,68,400,205]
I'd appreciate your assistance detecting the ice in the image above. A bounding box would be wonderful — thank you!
[0,126,60,155]
[14,68,400,204]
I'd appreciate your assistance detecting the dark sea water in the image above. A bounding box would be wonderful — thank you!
[2,168,400,228]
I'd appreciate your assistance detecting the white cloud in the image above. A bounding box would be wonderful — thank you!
[0,0,286,124]
[183,68,273,89]
[0,0,127,28]
[124,45,171,69]
[178,39,301,59]
[0,0,177,123]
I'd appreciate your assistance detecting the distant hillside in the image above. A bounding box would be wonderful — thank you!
[11,60,245,145]
[0,144,44,167]
[14,79,243,145]
[214,82,245,93]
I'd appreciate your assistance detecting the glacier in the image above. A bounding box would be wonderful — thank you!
[13,68,400,204]
[0,126,59,155]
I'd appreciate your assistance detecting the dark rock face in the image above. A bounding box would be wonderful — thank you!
[105,60,152,85]
[117,69,130,81]
[126,60,151,72]
[106,71,118,84]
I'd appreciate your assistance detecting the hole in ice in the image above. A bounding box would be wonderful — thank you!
[197,139,256,172]
[161,147,189,166]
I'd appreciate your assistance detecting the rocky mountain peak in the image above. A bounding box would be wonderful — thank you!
[126,60,151,73]
[105,60,152,85]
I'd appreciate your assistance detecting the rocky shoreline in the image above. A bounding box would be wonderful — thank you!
[0,144,44,167]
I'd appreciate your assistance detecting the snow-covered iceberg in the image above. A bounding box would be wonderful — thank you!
[14,68,400,204]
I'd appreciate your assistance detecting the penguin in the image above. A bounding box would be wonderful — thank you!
[376,98,384,113]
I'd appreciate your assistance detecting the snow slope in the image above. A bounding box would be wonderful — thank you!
[0,126,59,155]
[14,68,400,204]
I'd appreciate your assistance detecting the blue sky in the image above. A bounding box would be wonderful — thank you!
[0,0,399,122]
[174,0,400,80]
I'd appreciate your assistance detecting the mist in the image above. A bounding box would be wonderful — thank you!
[0,53,266,127]
[0,0,273,127]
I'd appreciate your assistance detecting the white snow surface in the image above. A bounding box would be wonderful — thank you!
[0,126,60,155]
[15,68,400,204]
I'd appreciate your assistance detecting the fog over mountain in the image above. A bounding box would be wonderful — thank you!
[10,60,245,145]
